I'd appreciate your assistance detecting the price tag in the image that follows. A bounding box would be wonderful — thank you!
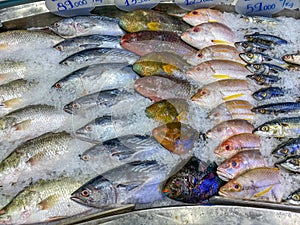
[114,0,160,12]
[280,0,299,9]
[235,0,285,16]
[175,0,234,11]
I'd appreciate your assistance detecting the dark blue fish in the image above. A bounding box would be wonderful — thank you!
[246,74,281,86]
[251,102,300,114]
[286,189,300,205]
[234,41,272,52]
[272,137,300,158]
[246,63,286,75]
[244,32,288,45]
[252,87,284,101]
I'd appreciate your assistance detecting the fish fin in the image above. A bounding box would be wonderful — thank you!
[0,43,8,50]
[213,74,232,79]
[45,216,66,222]
[176,111,187,122]
[116,182,142,191]
[14,119,31,130]
[2,98,22,108]
[38,194,60,210]
[162,64,177,74]
[147,22,161,31]
[254,184,274,197]
[212,40,233,46]
[208,20,218,23]
[26,150,51,166]
[222,93,245,101]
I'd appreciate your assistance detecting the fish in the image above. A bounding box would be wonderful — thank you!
[217,150,266,181]
[253,116,300,138]
[282,52,300,66]
[234,41,272,52]
[181,22,236,50]
[71,160,167,208]
[53,35,123,52]
[0,60,27,85]
[244,32,288,45]
[186,60,249,84]
[219,167,283,202]
[119,9,190,34]
[286,189,300,205]
[152,122,199,155]
[208,100,255,124]
[51,63,139,97]
[214,133,261,159]
[242,16,281,26]
[59,48,139,66]
[276,155,300,173]
[187,45,244,66]
[134,76,198,102]
[191,79,252,109]
[163,156,224,203]
[182,8,224,26]
[252,87,285,101]
[0,178,90,224]
[206,119,254,142]
[49,16,124,38]
[145,98,189,124]
[246,74,281,86]
[120,31,197,57]
[251,102,300,115]
[246,63,286,75]
[272,137,300,158]
[239,52,290,68]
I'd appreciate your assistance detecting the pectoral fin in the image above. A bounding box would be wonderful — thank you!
[0,43,8,50]
[222,93,244,101]
[116,181,143,192]
[14,119,31,130]
[147,22,161,31]
[254,185,274,197]
[212,40,233,46]
[213,74,232,79]
[38,194,60,210]
[208,20,218,23]
[2,98,22,108]
[163,64,177,74]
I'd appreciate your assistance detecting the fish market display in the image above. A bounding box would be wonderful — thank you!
[286,189,300,205]
[251,102,300,115]
[246,74,281,86]
[282,52,300,65]
[252,87,285,101]
[272,137,300,159]
[182,8,224,26]
[0,60,27,85]
[276,155,300,173]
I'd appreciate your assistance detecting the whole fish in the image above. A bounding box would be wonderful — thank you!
[208,100,255,124]
[163,157,224,203]
[276,155,300,173]
[214,133,261,159]
[286,189,300,205]
[244,32,288,45]
[219,167,283,202]
[51,63,138,97]
[239,52,290,68]
[282,52,300,66]
[59,48,139,66]
[251,102,300,115]
[272,137,300,158]
[71,160,167,208]
[253,117,300,138]
[54,35,122,52]
[121,31,197,57]
[187,45,244,66]
[252,87,285,101]
[119,9,190,34]
[182,8,224,26]
[49,16,124,38]
[217,150,266,181]
[134,76,198,102]
[246,74,281,86]
[242,16,280,26]
[152,122,199,155]
[181,22,236,50]
[0,178,90,224]
[186,60,249,84]
[206,119,254,142]
[191,79,252,109]
[145,98,189,124]
[246,63,286,75]
[234,41,272,52]
[0,60,27,85]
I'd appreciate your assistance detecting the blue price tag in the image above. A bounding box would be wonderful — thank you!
[235,0,285,16]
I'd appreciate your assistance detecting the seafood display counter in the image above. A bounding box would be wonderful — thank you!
[0,0,299,224]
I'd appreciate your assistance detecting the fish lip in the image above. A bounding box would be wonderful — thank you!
[70,196,86,205]
[216,170,231,181]
[63,105,74,114]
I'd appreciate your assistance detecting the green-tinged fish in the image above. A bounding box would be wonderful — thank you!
[214,133,261,159]
[253,117,300,138]
[252,87,285,101]
[219,167,283,202]
[145,99,189,124]
[50,16,124,38]
[251,102,300,115]
[276,155,300,173]
[272,137,300,158]
[234,41,272,52]
[217,150,266,181]
[286,189,300,205]
[246,63,286,75]
[119,9,190,34]
[240,52,290,68]
[244,32,288,45]
[208,100,255,124]
[246,74,281,86]
[282,52,300,66]
[182,8,224,26]
[0,61,27,85]
[0,178,90,224]
[152,122,199,155]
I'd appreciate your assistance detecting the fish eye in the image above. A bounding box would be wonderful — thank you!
[261,92,267,97]
[193,27,200,32]
[242,42,248,48]
[261,125,269,132]
[224,144,232,151]
[157,102,164,108]
[259,109,266,114]
[253,64,261,70]
[200,89,209,96]
[55,83,61,89]
[53,22,60,28]
[234,184,240,190]
[247,53,254,58]
[292,194,300,200]
[231,161,238,168]
[81,189,90,197]
[192,10,198,15]
[85,125,92,131]
[280,148,289,154]
[72,103,79,109]
[197,53,203,58]
[81,154,89,161]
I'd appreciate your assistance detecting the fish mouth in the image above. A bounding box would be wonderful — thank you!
[239,53,249,63]
[70,195,86,206]
[63,104,74,114]
[216,169,232,181]
[218,189,228,197]
[245,65,255,73]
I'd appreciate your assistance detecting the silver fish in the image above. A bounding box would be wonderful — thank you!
[272,137,300,159]
[240,52,290,68]
[234,41,272,52]
[276,155,300,173]
[246,63,285,75]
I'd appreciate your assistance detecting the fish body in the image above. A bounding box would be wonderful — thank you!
[208,100,255,124]
[219,167,283,202]
[217,150,265,181]
[206,119,254,142]
[214,133,261,159]
[0,61,27,85]
[240,52,290,68]
[121,31,197,57]
[246,74,281,86]
[276,155,300,173]
[187,60,249,84]
[234,41,272,52]
[50,16,124,38]
[251,102,300,115]
[244,32,288,45]
[253,117,300,138]
[134,76,198,102]
[71,160,166,208]
[282,52,300,66]
[246,63,286,75]
[272,137,300,158]
[252,87,285,101]
[243,16,280,26]
[181,22,236,50]
[286,189,300,205]
[182,8,224,26]
[152,122,199,155]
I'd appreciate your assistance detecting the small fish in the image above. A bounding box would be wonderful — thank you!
[182,8,224,26]
[214,133,261,159]
[217,150,266,181]
[0,60,27,85]
[208,100,255,124]
[134,76,198,102]
[240,52,290,68]
[244,32,288,45]
[246,63,286,75]
[119,9,190,34]
[163,157,224,203]
[59,48,139,66]
[206,119,254,142]
[246,74,281,86]
[186,60,249,84]
[252,87,285,101]
[253,117,300,138]
[251,102,300,115]
[152,122,199,155]
[276,155,300,173]
[243,16,280,26]
[121,31,197,57]
[286,189,300,205]
[49,16,124,38]
[181,22,236,50]
[234,41,272,52]
[54,35,122,52]
[282,52,300,66]
[272,137,300,158]
[71,160,167,208]
[219,167,283,202]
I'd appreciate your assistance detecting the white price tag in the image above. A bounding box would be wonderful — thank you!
[114,0,160,12]
[235,0,285,16]
[175,0,234,11]
[279,0,299,9]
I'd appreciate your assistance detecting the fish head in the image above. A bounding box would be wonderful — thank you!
[252,89,272,101]
[219,179,244,198]
[187,50,206,65]
[134,77,162,101]
[239,53,260,64]
[183,9,209,25]
[51,76,79,96]
[75,121,98,143]
[133,61,162,76]
[181,26,202,46]
[50,18,76,38]
[286,190,300,204]
[63,101,82,115]
[217,154,244,181]
[282,54,294,63]
[163,176,188,202]
[80,144,108,162]
[120,33,138,47]
[281,156,300,171]
[214,139,236,158]
[246,64,264,74]
[253,123,279,137]
[191,88,212,106]
[234,41,252,52]
[186,64,210,81]
[145,100,178,123]
[119,10,148,33]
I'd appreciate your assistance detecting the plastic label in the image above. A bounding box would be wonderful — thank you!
[175,0,234,11]
[235,0,285,16]
[114,0,160,11]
